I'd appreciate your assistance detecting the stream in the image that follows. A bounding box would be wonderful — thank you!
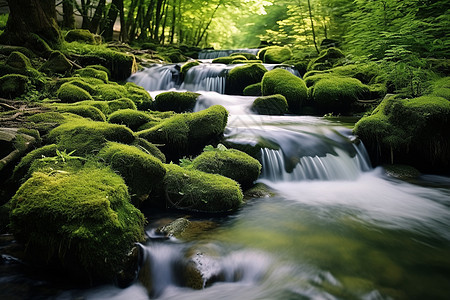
[1,55,449,299]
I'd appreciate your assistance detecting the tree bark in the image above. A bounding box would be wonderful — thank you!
[2,0,62,49]
[90,0,106,34]
[307,0,319,54]
[103,0,124,41]
[62,0,76,29]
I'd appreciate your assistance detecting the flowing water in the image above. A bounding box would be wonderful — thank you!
[1,59,450,299]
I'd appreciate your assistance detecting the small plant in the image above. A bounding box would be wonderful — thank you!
[39,149,87,163]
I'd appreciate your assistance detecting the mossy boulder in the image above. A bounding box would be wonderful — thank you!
[108,109,154,131]
[124,82,153,110]
[11,144,58,183]
[56,82,94,103]
[9,164,145,282]
[261,68,307,113]
[0,74,28,98]
[48,119,135,155]
[52,104,107,122]
[98,142,166,202]
[226,63,268,95]
[354,95,450,173]
[181,61,200,76]
[39,51,73,75]
[307,47,345,71]
[162,164,243,213]
[154,91,200,113]
[6,51,32,69]
[243,82,262,96]
[312,77,370,114]
[75,67,109,83]
[212,55,247,64]
[94,84,127,100]
[252,94,288,115]
[230,52,258,60]
[260,46,292,64]
[137,105,228,160]
[107,98,137,113]
[65,29,97,44]
[191,146,262,188]
[131,138,166,163]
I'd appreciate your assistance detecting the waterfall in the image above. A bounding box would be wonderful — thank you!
[127,64,181,91]
[180,64,233,93]
[198,49,260,59]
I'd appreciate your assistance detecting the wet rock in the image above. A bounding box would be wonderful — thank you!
[155,218,191,238]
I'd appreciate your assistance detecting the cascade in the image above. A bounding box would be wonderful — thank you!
[198,48,260,59]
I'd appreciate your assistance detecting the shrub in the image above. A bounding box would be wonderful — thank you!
[108,109,154,131]
[154,91,200,112]
[48,119,135,155]
[99,142,166,201]
[56,82,93,103]
[252,94,288,115]
[312,77,370,114]
[226,63,268,95]
[162,164,243,213]
[9,164,145,282]
[261,68,307,113]
[192,146,261,188]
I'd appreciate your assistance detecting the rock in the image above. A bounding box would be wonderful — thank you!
[226,63,267,95]
[155,218,191,238]
[154,91,200,113]
[243,82,262,96]
[252,94,288,115]
[307,47,345,71]
[108,109,155,131]
[39,51,73,74]
[56,82,94,103]
[65,29,98,44]
[260,45,292,64]
[0,74,28,99]
[74,67,109,83]
[261,68,307,113]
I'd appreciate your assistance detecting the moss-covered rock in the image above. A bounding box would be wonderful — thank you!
[26,112,83,134]
[75,67,109,83]
[0,74,28,98]
[261,68,307,113]
[191,146,261,188]
[94,84,127,100]
[232,59,263,64]
[56,82,94,103]
[108,109,154,131]
[123,82,153,110]
[137,105,228,160]
[6,51,32,70]
[243,82,262,96]
[212,55,247,64]
[9,163,145,282]
[39,51,73,75]
[226,63,267,95]
[98,142,166,202]
[65,29,97,44]
[230,52,258,60]
[307,47,345,71]
[312,77,370,114]
[181,61,200,75]
[162,164,243,213]
[11,144,58,183]
[131,138,166,163]
[354,95,450,173]
[48,119,135,155]
[252,94,288,115]
[107,98,137,113]
[0,45,36,59]
[260,46,292,63]
[52,104,107,122]
[154,91,200,113]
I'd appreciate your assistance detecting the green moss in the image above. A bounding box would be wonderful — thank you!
[85,64,111,78]
[48,119,135,155]
[0,74,28,98]
[430,77,450,100]
[261,68,307,113]
[192,147,261,188]
[212,55,247,64]
[12,144,59,183]
[39,51,72,75]
[74,67,108,83]
[107,98,137,113]
[53,104,106,122]
[162,164,243,213]
[56,82,94,103]
[98,142,166,202]
[65,29,97,44]
[230,52,258,60]
[243,82,262,96]
[124,82,153,110]
[312,77,370,114]
[131,138,166,163]
[354,95,450,172]
[307,47,345,71]
[137,105,228,160]
[226,63,267,95]
[303,73,334,87]
[262,46,292,63]
[94,84,127,101]
[252,94,288,115]
[181,61,200,75]
[0,45,36,59]
[6,51,32,70]
[17,128,42,146]
[154,91,200,112]
[108,109,154,131]
[9,163,145,282]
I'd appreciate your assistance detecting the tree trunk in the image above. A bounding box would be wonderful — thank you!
[153,0,165,42]
[103,0,124,41]
[195,0,222,46]
[1,0,62,51]
[62,0,76,29]
[90,0,106,34]
[307,0,319,54]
